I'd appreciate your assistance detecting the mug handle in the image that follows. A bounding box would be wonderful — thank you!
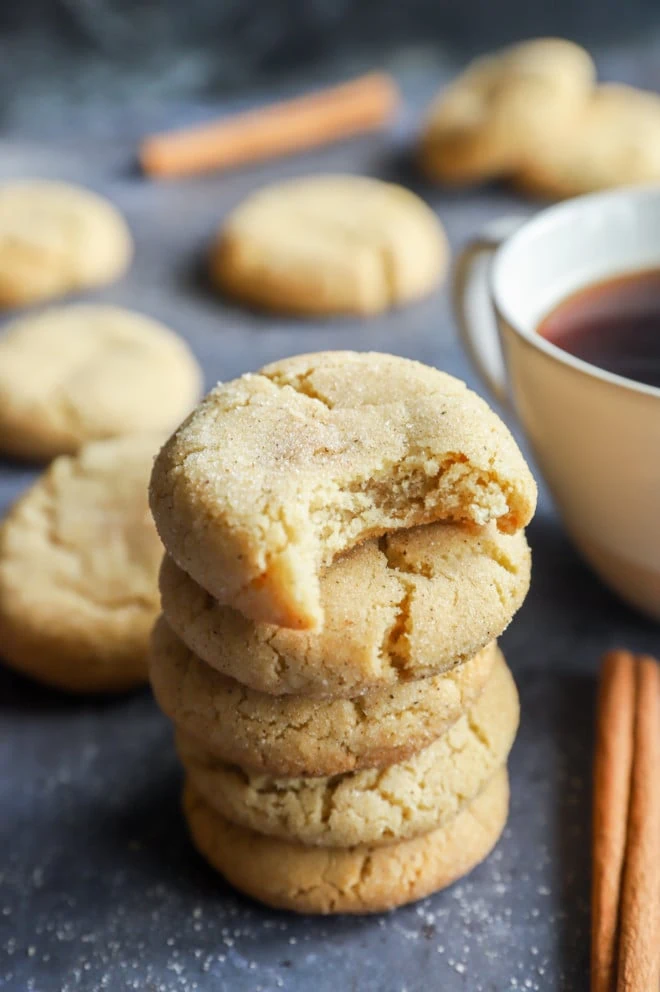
[452,215,529,406]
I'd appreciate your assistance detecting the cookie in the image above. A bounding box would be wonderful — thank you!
[0,180,132,307]
[150,617,499,777]
[178,654,518,848]
[0,304,202,460]
[183,767,509,914]
[514,84,660,199]
[150,351,536,630]
[0,436,164,693]
[210,175,448,316]
[159,521,529,697]
[420,38,594,186]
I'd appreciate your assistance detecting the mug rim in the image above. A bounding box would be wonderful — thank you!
[490,184,660,400]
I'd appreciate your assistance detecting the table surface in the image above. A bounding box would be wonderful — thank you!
[2,59,660,992]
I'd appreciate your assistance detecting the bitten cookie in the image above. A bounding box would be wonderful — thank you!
[420,38,594,186]
[150,351,536,630]
[0,304,202,460]
[0,180,132,307]
[210,175,448,316]
[0,436,164,693]
[178,654,518,848]
[514,84,660,199]
[183,768,509,914]
[159,521,529,697]
[150,618,499,777]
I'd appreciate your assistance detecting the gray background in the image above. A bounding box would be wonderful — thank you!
[1,19,660,992]
[1,0,660,124]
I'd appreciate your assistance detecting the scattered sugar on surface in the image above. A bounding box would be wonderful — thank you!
[1,662,592,989]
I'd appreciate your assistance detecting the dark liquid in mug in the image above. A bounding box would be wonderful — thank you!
[537,267,660,389]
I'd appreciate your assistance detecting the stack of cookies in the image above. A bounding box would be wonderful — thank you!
[148,351,536,914]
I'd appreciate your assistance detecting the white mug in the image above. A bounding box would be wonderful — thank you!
[453,186,660,621]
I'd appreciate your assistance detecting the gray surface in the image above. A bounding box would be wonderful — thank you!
[1,73,660,992]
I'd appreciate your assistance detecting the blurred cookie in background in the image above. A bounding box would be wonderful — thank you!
[419,38,595,186]
[0,304,202,460]
[0,435,164,694]
[0,180,133,307]
[513,84,660,199]
[210,174,448,316]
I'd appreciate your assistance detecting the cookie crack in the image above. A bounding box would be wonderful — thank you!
[260,368,334,409]
[478,538,521,575]
[377,534,433,579]
[379,574,416,677]
[262,629,291,680]
[465,709,497,758]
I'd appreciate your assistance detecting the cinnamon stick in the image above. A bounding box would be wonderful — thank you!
[140,72,400,179]
[592,650,636,992]
[616,655,660,991]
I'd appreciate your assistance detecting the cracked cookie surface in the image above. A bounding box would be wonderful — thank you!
[0,304,202,460]
[150,351,536,630]
[0,180,133,308]
[160,519,529,696]
[150,618,499,777]
[178,654,518,847]
[420,38,594,186]
[210,175,448,316]
[0,436,164,692]
[183,767,509,914]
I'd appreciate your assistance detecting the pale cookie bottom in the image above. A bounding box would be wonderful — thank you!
[183,768,509,915]
[150,617,499,777]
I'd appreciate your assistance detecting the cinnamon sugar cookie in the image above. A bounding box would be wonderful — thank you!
[178,655,518,848]
[150,618,499,777]
[0,436,163,693]
[159,521,529,697]
[0,180,132,307]
[0,304,202,460]
[420,38,594,185]
[514,84,660,199]
[183,768,509,914]
[211,175,448,316]
[150,351,536,630]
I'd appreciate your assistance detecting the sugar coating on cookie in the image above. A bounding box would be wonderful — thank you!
[178,655,518,848]
[183,768,509,914]
[150,617,499,777]
[150,351,536,630]
[0,304,202,460]
[514,84,660,199]
[0,436,164,693]
[210,174,448,316]
[159,520,529,696]
[420,38,595,185]
[0,180,133,307]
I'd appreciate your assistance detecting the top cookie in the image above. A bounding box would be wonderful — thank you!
[0,180,132,307]
[210,174,448,316]
[420,38,595,186]
[150,351,536,629]
[514,84,660,199]
[0,304,202,460]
